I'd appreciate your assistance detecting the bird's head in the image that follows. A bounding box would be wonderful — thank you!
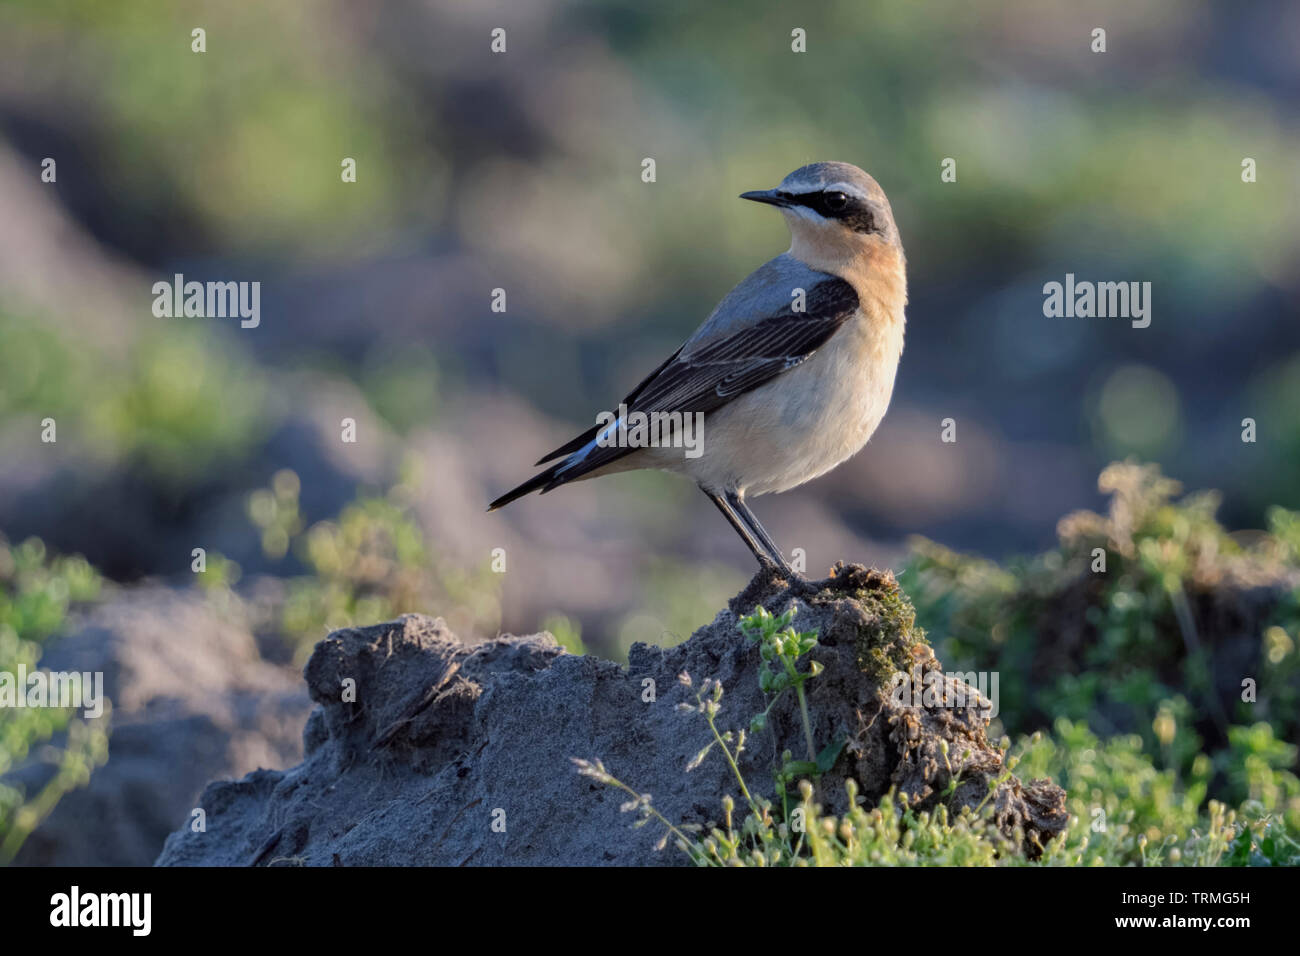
[741,162,902,276]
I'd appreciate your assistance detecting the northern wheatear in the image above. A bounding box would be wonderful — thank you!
[489,162,907,577]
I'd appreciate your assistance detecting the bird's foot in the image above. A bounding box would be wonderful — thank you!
[759,556,810,590]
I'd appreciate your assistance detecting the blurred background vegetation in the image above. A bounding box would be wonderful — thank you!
[0,538,107,862]
[0,0,1297,863]
[901,462,1300,863]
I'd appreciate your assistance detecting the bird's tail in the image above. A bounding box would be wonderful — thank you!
[486,460,570,512]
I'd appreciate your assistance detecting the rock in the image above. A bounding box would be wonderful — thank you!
[12,587,311,866]
[156,564,1067,866]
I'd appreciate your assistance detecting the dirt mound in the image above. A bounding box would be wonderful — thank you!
[13,587,310,866]
[157,564,1066,865]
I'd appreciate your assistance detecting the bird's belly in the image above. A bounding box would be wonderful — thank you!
[664,309,903,495]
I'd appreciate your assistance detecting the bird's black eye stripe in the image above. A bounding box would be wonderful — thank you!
[785,191,878,234]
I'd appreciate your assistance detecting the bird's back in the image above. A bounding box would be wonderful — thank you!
[680,253,839,352]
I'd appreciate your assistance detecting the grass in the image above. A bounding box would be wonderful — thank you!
[0,537,109,863]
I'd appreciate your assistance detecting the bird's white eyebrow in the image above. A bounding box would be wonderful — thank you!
[777,175,819,194]
[779,180,869,202]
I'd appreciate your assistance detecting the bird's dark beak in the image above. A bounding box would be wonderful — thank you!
[740,188,789,208]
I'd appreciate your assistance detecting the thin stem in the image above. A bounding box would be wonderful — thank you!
[781,655,817,763]
[1168,581,1229,735]
[601,774,698,856]
[706,711,759,816]
[794,683,816,763]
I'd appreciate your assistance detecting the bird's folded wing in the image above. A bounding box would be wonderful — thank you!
[541,270,859,487]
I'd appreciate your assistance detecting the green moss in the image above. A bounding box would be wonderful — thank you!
[850,572,928,681]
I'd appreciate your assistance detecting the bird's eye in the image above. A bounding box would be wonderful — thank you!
[822,191,849,213]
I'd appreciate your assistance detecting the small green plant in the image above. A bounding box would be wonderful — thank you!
[1014,719,1300,866]
[540,614,585,655]
[901,461,1300,782]
[574,668,797,867]
[0,537,110,864]
[738,605,844,799]
[246,465,501,660]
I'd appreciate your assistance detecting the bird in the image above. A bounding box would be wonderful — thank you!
[488,161,907,578]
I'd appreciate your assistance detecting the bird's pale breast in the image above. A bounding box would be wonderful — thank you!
[650,303,904,495]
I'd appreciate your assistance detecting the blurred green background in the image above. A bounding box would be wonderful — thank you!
[0,0,1298,864]
[2,1,1296,650]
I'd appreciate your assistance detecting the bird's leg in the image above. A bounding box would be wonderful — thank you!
[726,490,797,579]
[705,490,779,571]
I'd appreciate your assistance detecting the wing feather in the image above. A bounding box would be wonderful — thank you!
[542,272,859,489]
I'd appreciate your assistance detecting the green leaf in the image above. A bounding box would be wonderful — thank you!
[816,733,849,774]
